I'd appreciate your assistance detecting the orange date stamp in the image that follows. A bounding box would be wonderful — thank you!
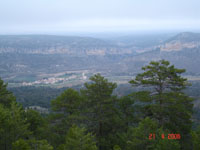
[149,133,181,140]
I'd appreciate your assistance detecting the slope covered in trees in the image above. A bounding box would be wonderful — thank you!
[0,60,199,150]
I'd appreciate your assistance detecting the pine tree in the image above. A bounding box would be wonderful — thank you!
[126,117,158,150]
[50,88,83,147]
[129,60,193,149]
[12,139,30,150]
[13,138,53,150]
[126,117,180,150]
[118,95,136,131]
[59,125,97,150]
[191,125,200,150]
[28,139,53,150]
[0,78,16,108]
[25,109,48,139]
[81,73,118,150]
[51,88,82,126]
[0,102,31,150]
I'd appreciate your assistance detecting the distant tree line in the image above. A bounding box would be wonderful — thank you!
[0,60,200,150]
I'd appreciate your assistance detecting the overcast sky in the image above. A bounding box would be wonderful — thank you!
[0,0,200,34]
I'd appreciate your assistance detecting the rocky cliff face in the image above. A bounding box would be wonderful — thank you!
[0,35,135,56]
[160,32,200,51]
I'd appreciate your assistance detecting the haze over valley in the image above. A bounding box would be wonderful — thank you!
[1,32,200,88]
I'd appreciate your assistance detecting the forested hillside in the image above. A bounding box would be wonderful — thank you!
[0,60,200,150]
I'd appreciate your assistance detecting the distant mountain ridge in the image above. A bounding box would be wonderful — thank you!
[1,32,200,83]
[124,32,200,75]
[160,32,200,51]
[165,32,200,43]
[0,35,134,55]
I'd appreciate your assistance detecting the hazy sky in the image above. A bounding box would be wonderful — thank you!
[0,0,200,34]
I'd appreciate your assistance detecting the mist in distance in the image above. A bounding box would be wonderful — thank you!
[0,0,200,35]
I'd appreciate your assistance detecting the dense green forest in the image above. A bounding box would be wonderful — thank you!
[1,60,200,150]
[8,84,134,108]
